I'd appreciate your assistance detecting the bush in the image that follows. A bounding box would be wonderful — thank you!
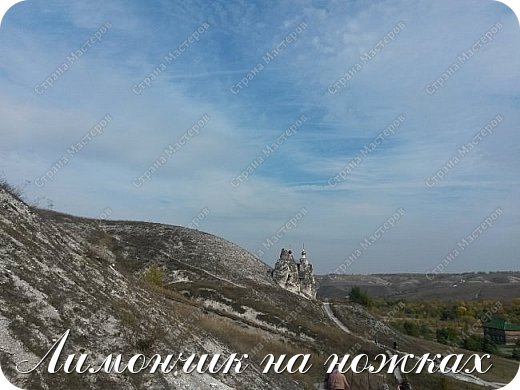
[349,286,372,307]
[143,264,164,287]
[482,337,498,354]
[419,323,432,337]
[440,306,457,321]
[462,335,483,351]
[402,321,420,337]
[436,327,458,345]
[0,177,22,198]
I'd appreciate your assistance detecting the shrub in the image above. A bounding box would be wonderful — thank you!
[402,321,420,337]
[482,337,498,354]
[436,327,458,345]
[440,306,457,321]
[0,177,23,198]
[349,286,372,307]
[143,264,164,287]
[462,335,483,351]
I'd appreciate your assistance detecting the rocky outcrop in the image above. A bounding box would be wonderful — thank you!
[272,248,317,299]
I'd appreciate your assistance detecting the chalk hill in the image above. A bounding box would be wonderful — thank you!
[2,185,517,389]
[0,186,348,389]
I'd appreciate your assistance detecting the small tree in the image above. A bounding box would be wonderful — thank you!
[349,286,372,307]
[403,321,420,337]
[482,337,498,354]
[143,264,164,287]
[440,306,457,321]
[436,327,458,345]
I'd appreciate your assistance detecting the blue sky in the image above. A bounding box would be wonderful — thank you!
[0,0,519,274]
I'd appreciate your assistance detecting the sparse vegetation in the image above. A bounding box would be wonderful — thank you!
[513,341,520,360]
[143,264,164,287]
[2,186,518,389]
[436,327,458,344]
[358,297,520,359]
[0,176,23,199]
[349,286,372,307]
[401,320,420,337]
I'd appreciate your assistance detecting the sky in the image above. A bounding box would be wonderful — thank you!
[0,0,519,274]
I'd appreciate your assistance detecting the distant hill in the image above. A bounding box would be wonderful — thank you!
[317,272,520,302]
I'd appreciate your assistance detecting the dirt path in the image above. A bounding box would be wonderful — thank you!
[323,302,352,334]
[162,251,247,288]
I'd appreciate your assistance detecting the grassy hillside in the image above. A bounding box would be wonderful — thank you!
[2,184,517,389]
